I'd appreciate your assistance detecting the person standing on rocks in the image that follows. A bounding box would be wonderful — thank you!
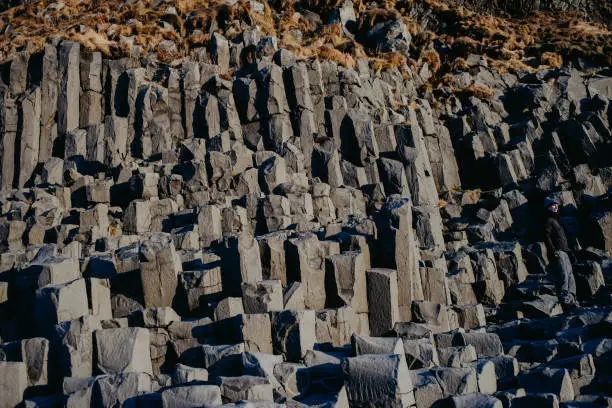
[543,197,579,308]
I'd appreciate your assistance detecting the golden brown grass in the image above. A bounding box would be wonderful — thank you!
[451,57,469,71]
[0,0,609,78]
[370,52,406,73]
[459,84,494,101]
[69,29,115,55]
[540,51,563,68]
[419,49,441,73]
[315,44,357,69]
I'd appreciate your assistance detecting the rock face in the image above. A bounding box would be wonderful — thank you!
[0,17,610,408]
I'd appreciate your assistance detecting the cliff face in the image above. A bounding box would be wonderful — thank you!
[0,0,610,407]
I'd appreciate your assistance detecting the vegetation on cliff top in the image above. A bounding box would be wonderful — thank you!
[0,0,610,78]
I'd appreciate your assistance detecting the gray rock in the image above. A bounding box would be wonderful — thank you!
[325,251,368,313]
[17,87,41,188]
[395,118,439,207]
[316,307,360,347]
[51,315,101,380]
[211,33,230,72]
[411,301,456,334]
[161,384,223,407]
[202,343,245,379]
[89,372,153,406]
[574,262,605,299]
[488,355,519,380]
[272,309,316,362]
[137,83,172,158]
[241,280,283,313]
[511,393,559,408]
[95,327,152,375]
[242,352,284,389]
[58,41,80,135]
[452,332,503,359]
[353,334,404,357]
[220,233,263,297]
[363,20,411,55]
[172,363,209,385]
[123,200,151,235]
[9,52,29,96]
[0,361,28,408]
[584,211,612,253]
[273,362,311,397]
[218,375,274,402]
[366,268,400,336]
[437,345,477,368]
[375,197,422,320]
[34,279,89,336]
[19,337,49,387]
[39,45,59,163]
[518,368,575,402]
[287,233,326,310]
[139,233,182,308]
[342,354,414,407]
[258,231,291,285]
[447,393,503,408]
[214,297,245,321]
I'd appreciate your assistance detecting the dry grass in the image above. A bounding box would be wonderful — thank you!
[451,57,469,71]
[459,84,494,101]
[69,28,115,54]
[419,49,440,73]
[0,0,609,79]
[370,52,406,73]
[315,44,357,69]
[540,51,563,68]
[357,6,401,33]
[488,57,534,74]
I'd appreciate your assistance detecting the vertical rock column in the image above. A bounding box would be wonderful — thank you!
[126,68,145,156]
[79,52,103,128]
[0,90,17,189]
[168,68,185,144]
[182,61,200,140]
[137,83,172,158]
[58,41,80,137]
[139,233,182,308]
[39,44,59,163]
[376,196,423,321]
[285,62,316,171]
[366,268,400,336]
[396,107,446,251]
[287,233,326,310]
[17,87,41,187]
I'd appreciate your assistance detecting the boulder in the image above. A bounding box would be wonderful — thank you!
[366,268,400,336]
[342,354,414,407]
[95,327,153,375]
[139,233,182,308]
[218,375,274,402]
[0,362,28,408]
[518,368,575,402]
[446,393,503,408]
[34,279,89,336]
[241,280,283,313]
[272,310,316,362]
[325,251,368,313]
[161,384,223,407]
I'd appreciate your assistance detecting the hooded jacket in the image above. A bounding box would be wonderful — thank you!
[543,212,570,256]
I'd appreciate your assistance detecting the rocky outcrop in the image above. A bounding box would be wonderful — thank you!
[0,14,609,408]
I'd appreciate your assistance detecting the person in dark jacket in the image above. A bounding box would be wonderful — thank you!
[543,197,578,307]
